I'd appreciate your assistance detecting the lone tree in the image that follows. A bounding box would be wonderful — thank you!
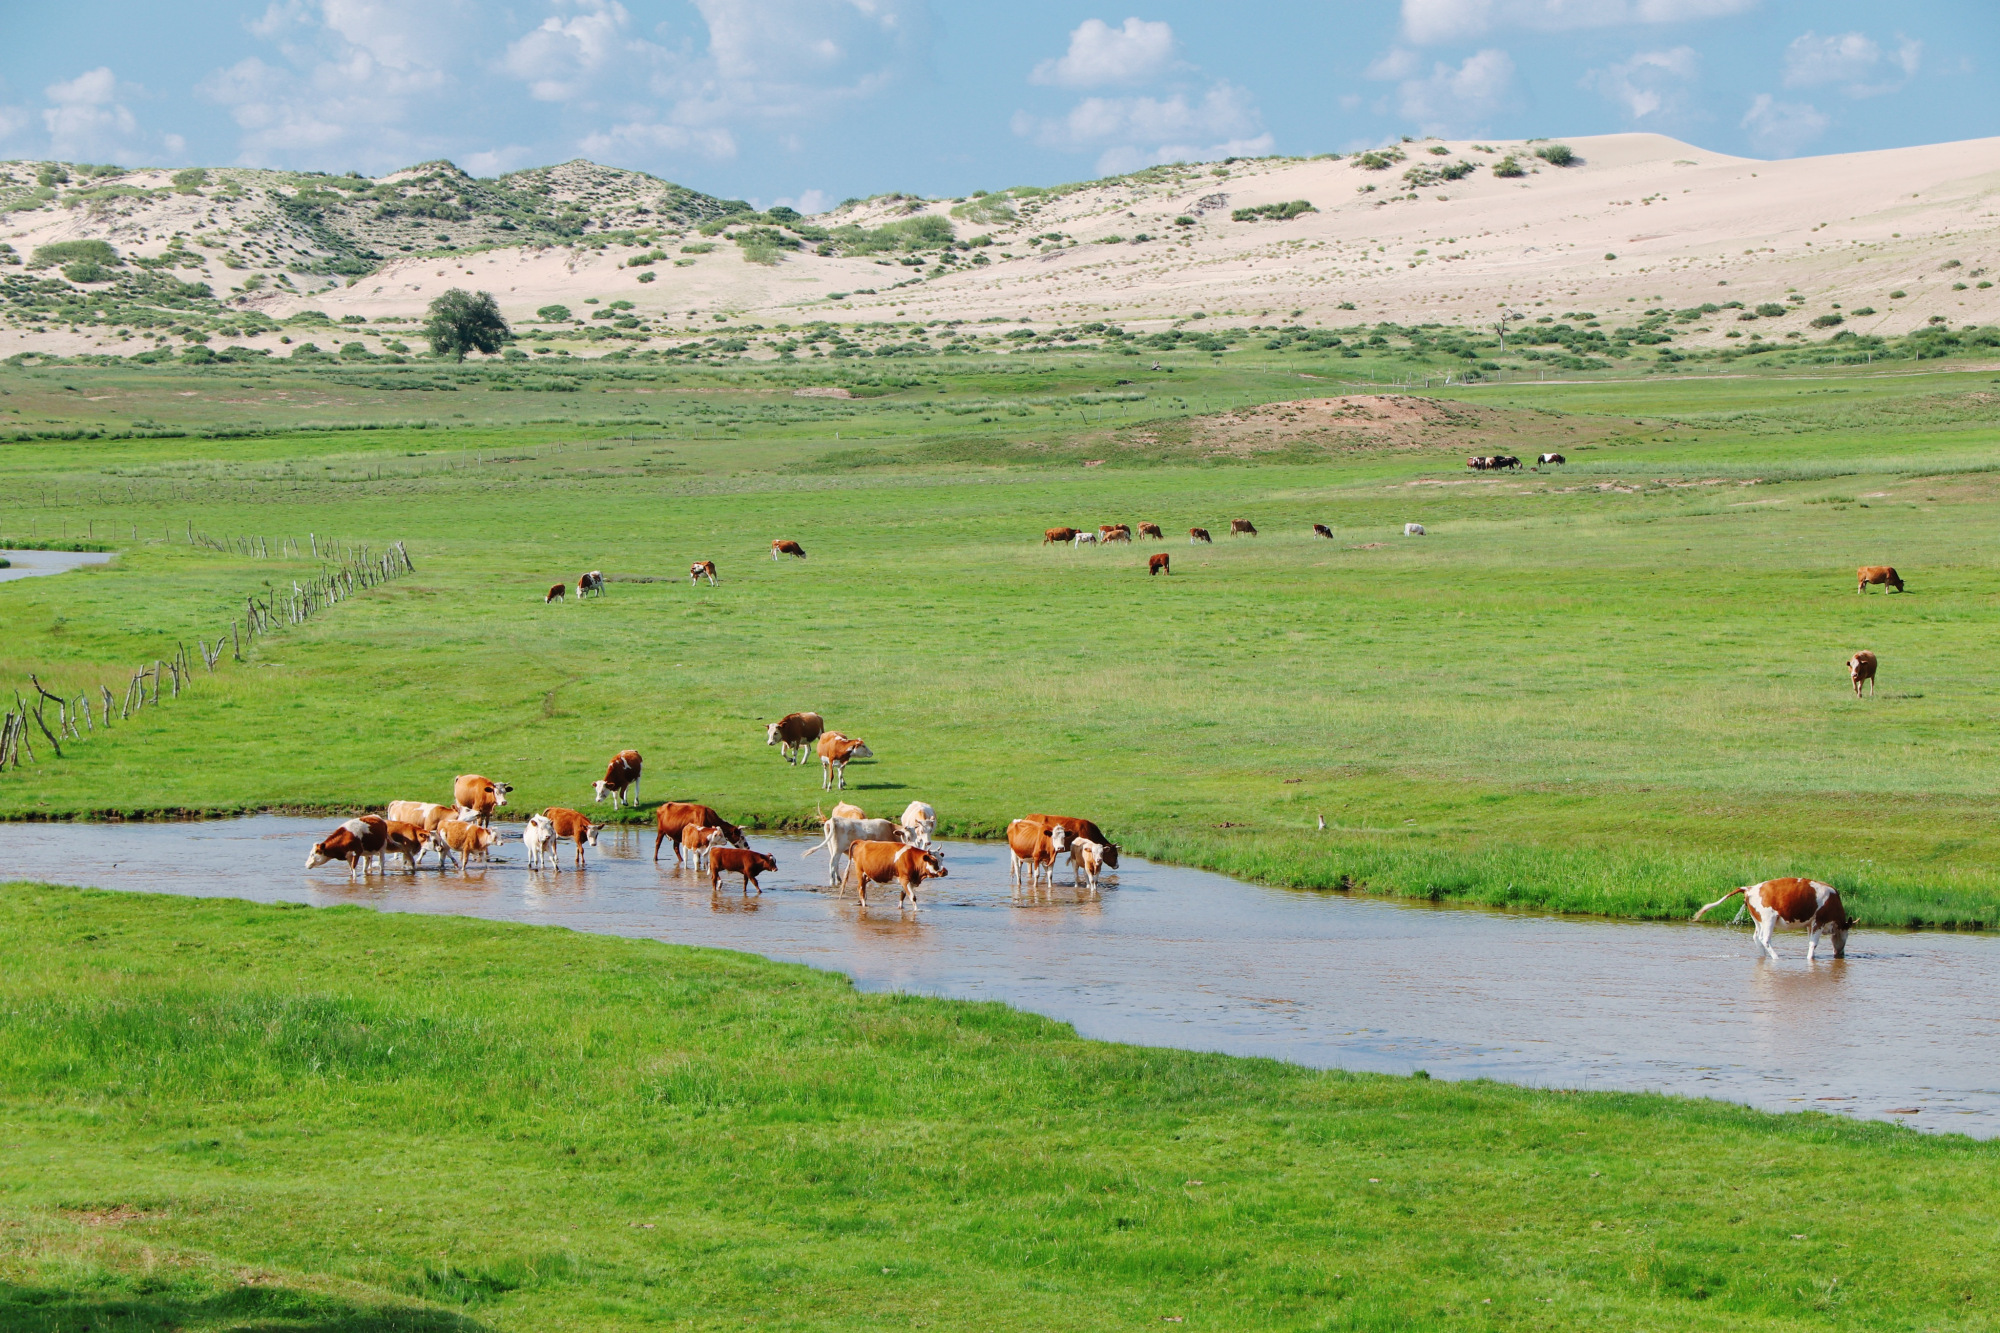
[424,288,509,361]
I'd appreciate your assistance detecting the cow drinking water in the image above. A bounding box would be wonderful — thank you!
[1694,877,1850,962]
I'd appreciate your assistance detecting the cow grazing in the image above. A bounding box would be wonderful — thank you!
[653,803,747,863]
[1067,838,1111,892]
[681,823,720,870]
[1848,650,1878,698]
[1007,819,1070,891]
[803,816,907,888]
[1073,531,1098,548]
[1404,523,1426,536]
[1137,522,1164,539]
[766,711,825,765]
[544,807,603,868]
[452,775,510,826]
[1695,877,1850,962]
[1492,455,1520,470]
[387,800,454,833]
[593,750,643,809]
[1027,814,1119,869]
[900,800,937,849]
[1189,527,1212,544]
[1044,527,1080,545]
[307,815,390,880]
[1230,519,1258,536]
[1100,524,1132,543]
[577,570,605,598]
[772,539,807,560]
[689,560,718,586]
[1857,566,1904,594]
[842,841,947,907]
[1313,524,1334,539]
[712,846,780,895]
[546,582,566,603]
[819,733,873,790]
[1149,553,1171,576]
[435,819,497,874]
[523,814,560,870]
[1538,453,1566,465]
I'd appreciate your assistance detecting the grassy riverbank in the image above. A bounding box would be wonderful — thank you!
[6,354,2000,924]
[3,883,1997,1331]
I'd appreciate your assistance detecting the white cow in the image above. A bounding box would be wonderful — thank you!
[899,801,937,849]
[523,814,559,870]
[1073,531,1097,548]
[1404,523,1425,536]
[802,816,908,888]
[1067,838,1110,892]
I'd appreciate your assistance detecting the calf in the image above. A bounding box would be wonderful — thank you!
[593,749,643,809]
[842,841,947,907]
[523,814,560,871]
[803,816,907,888]
[545,806,603,868]
[689,560,718,586]
[453,774,511,826]
[1857,565,1904,594]
[1044,527,1080,545]
[1538,453,1565,465]
[306,815,390,880]
[1137,521,1164,539]
[577,570,605,598]
[712,846,780,895]
[1404,523,1426,536]
[653,802,747,863]
[1312,524,1334,539]
[767,711,824,765]
[1007,818,1070,891]
[1230,519,1258,536]
[382,820,434,873]
[1149,553,1171,576]
[1067,838,1111,892]
[1100,524,1132,543]
[435,818,497,874]
[1027,814,1119,869]
[900,800,937,849]
[1847,650,1878,698]
[1189,528,1212,544]
[545,582,566,603]
[772,539,807,560]
[681,823,720,871]
[820,733,873,790]
[1695,877,1850,962]
[1073,531,1098,548]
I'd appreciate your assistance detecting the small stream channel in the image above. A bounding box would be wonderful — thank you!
[3,815,1994,1135]
[0,549,114,583]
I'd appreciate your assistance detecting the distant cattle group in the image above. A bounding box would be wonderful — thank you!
[1467,455,1520,470]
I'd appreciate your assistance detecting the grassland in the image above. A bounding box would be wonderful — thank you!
[5,883,1999,1332]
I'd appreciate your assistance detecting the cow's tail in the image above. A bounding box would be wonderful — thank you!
[1693,886,1746,922]
[801,826,830,859]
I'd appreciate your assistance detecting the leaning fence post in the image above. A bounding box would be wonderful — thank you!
[101,684,114,725]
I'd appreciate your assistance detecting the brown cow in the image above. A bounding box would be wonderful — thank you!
[306,815,390,879]
[1137,521,1164,539]
[1857,566,1904,594]
[544,807,603,868]
[434,818,497,874]
[453,774,511,826]
[653,802,747,862]
[1695,877,1850,962]
[829,801,865,820]
[712,846,780,895]
[382,820,434,872]
[767,711,825,765]
[689,560,718,586]
[1100,524,1132,543]
[819,733,873,791]
[1149,553,1171,576]
[1044,527,1080,545]
[1006,818,1070,891]
[387,800,454,833]
[842,840,947,907]
[772,539,806,560]
[593,750,643,809]
[1230,519,1257,536]
[545,583,566,603]
[1189,527,1212,544]
[1313,523,1334,539]
[1066,838,1112,892]
[577,570,605,598]
[1027,815,1119,869]
[682,823,720,870]
[1847,650,1878,698]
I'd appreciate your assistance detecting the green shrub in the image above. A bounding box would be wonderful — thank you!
[1755,303,1787,318]
[1231,200,1317,222]
[951,197,1016,225]
[681,243,716,254]
[1851,307,1876,316]
[1890,290,1906,299]
[1174,216,1195,226]
[1353,150,1404,170]
[172,167,208,193]
[36,165,69,188]
[61,260,112,283]
[1493,156,1525,178]
[535,305,572,322]
[30,239,118,270]
[1811,313,1844,328]
[637,270,656,282]
[1534,144,1576,166]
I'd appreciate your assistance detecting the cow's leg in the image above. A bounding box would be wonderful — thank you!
[1755,910,1779,961]
[1806,923,1820,963]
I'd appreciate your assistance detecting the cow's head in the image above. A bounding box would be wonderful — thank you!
[592,779,616,802]
[1048,826,1070,851]
[717,821,749,848]
[750,852,779,874]
[917,850,947,879]
[765,722,783,746]
[305,841,335,870]
[583,822,604,846]
[844,739,874,762]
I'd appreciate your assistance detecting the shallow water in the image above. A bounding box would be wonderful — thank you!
[4,815,1995,1135]
[0,549,114,583]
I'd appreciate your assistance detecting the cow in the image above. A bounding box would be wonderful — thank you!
[803,816,907,888]
[1189,528,1212,544]
[387,800,454,833]
[689,560,718,586]
[1467,456,1490,471]
[842,841,947,907]
[1694,877,1851,962]
[1847,650,1878,698]
[1067,838,1112,892]
[1027,815,1119,869]
[1101,524,1132,543]
[1137,522,1164,539]
[382,820,436,873]
[766,712,825,765]
[434,818,497,874]
[1073,531,1098,548]
[544,806,603,868]
[1007,819,1070,891]
[681,823,720,871]
[523,814,560,870]
[712,846,780,894]
[545,583,566,603]
[577,570,605,598]
[819,733,873,790]
[452,775,510,826]
[653,802,747,863]
[1538,453,1565,465]
[830,801,866,820]
[900,800,937,849]
[1149,553,1171,576]
[1404,523,1426,536]
[1313,524,1334,539]
[307,815,390,880]
[1492,455,1520,470]
[1230,520,1258,536]
[1044,527,1080,545]
[772,539,806,560]
[1857,566,1904,594]
[593,750,643,809]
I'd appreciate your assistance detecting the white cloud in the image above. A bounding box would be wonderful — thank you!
[1401,0,1755,45]
[462,144,539,176]
[1365,47,1422,81]
[773,188,832,214]
[1741,92,1826,156]
[1030,17,1177,88]
[502,0,636,103]
[1783,30,1921,97]
[0,105,30,143]
[1395,48,1516,132]
[577,120,738,161]
[1013,79,1271,175]
[42,67,142,160]
[1582,45,1697,119]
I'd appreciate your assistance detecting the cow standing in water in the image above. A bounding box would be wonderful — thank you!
[1695,878,1850,962]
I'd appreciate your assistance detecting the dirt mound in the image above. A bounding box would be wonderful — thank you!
[1185,394,1492,456]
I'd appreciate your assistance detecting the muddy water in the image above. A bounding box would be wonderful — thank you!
[0,549,113,583]
[4,815,1994,1135]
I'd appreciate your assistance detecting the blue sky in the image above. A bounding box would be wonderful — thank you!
[3,1,1993,209]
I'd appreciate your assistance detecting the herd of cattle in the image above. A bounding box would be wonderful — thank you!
[304,725,1119,909]
[1467,454,1565,470]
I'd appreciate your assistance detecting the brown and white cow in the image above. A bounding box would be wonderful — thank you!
[434,819,497,874]
[767,711,825,765]
[690,560,718,586]
[577,570,605,598]
[1027,815,1118,869]
[1067,838,1112,892]
[1137,521,1164,539]
[545,582,566,603]
[1857,566,1904,594]
[652,802,747,863]
[523,813,560,870]
[306,815,390,879]
[1045,527,1080,545]
[544,806,604,868]
[1468,456,1492,471]
[1313,523,1334,539]
[803,816,907,887]
[681,823,720,870]
[1230,519,1258,536]
[842,841,947,907]
[387,800,455,833]
[382,820,436,872]
[1189,527,1212,544]
[819,733,872,790]
[593,750,643,809]
[453,775,510,826]
[712,846,780,895]
[1695,877,1851,962]
[772,539,806,560]
[1538,453,1565,465]
[1149,553,1171,576]
[1006,819,1070,891]
[1847,650,1878,698]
